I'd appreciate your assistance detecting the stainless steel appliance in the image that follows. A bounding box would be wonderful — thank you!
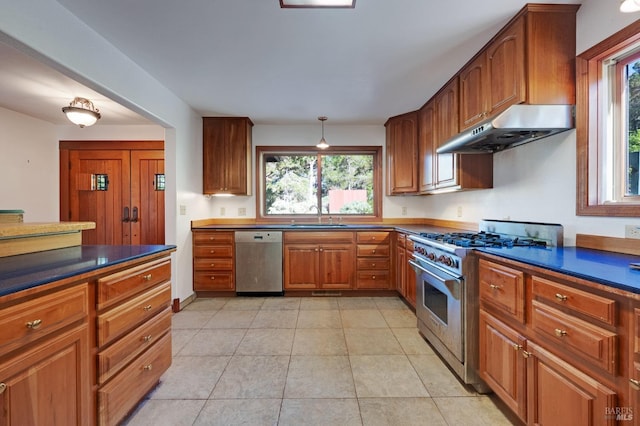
[409,220,563,393]
[235,231,283,296]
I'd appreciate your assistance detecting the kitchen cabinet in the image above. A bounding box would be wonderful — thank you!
[630,308,640,421]
[0,285,91,426]
[60,141,165,246]
[434,78,459,189]
[477,255,622,425]
[192,230,235,292]
[404,238,416,306]
[385,112,418,195]
[356,231,391,289]
[203,117,253,195]
[417,102,436,193]
[394,232,416,306]
[284,231,355,290]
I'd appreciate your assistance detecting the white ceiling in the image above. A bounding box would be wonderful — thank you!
[1,0,584,126]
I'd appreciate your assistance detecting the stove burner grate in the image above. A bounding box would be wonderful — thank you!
[419,231,547,249]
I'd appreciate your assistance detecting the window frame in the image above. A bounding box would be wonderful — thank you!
[577,20,640,216]
[255,145,382,223]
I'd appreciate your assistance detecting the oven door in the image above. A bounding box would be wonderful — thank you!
[410,259,463,362]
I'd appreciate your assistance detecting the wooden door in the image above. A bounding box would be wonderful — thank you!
[435,78,459,188]
[487,16,525,115]
[405,249,416,306]
[68,150,131,245]
[283,244,319,289]
[396,244,406,296]
[131,150,165,245]
[224,118,250,195]
[459,53,488,131]
[319,244,354,289]
[202,118,227,194]
[418,102,435,193]
[386,112,418,195]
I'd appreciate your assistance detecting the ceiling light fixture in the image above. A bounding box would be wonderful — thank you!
[316,116,330,149]
[62,97,101,127]
[280,0,355,8]
[620,0,640,12]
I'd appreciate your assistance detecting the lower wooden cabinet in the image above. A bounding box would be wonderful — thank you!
[193,230,235,291]
[356,231,391,289]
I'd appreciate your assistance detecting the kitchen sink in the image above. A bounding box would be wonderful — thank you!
[289,223,349,228]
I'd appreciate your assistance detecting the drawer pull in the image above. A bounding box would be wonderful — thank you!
[371,249,376,254]
[371,263,376,267]
[26,319,43,329]
[210,250,216,254]
[630,378,640,390]
[0,383,6,394]
[142,274,153,281]
[489,284,501,291]
[522,350,531,358]
[210,263,215,267]
[142,335,153,342]
[512,344,522,351]
[555,293,568,301]
[142,364,153,371]
[211,276,216,280]
[554,328,568,337]
[142,305,153,311]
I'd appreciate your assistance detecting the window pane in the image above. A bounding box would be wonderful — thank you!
[627,59,640,196]
[264,154,317,214]
[321,154,374,214]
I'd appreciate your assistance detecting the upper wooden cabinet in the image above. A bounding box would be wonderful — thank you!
[203,117,253,195]
[459,4,578,131]
[385,111,418,195]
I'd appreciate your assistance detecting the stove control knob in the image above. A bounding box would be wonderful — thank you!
[427,252,436,260]
[439,256,453,266]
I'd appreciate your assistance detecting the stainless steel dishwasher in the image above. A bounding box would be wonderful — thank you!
[235,231,283,296]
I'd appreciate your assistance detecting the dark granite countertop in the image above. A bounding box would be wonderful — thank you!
[0,245,176,297]
[477,246,640,294]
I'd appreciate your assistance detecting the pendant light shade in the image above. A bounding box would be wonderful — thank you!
[620,0,640,13]
[316,116,330,149]
[62,97,101,127]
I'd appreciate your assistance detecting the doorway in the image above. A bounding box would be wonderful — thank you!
[59,141,165,245]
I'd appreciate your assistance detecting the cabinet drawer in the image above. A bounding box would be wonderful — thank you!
[193,231,234,245]
[0,284,88,354]
[479,259,525,323]
[98,332,172,426]
[98,282,171,347]
[357,258,390,270]
[98,308,172,385]
[194,272,234,290]
[357,271,390,289]
[193,245,234,258]
[193,258,233,271]
[357,232,390,243]
[357,244,390,257]
[532,276,616,326]
[98,259,171,309]
[531,300,617,375]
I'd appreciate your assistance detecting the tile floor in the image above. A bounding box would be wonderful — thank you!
[123,296,519,426]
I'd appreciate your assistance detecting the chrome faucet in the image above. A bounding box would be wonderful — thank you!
[310,205,322,223]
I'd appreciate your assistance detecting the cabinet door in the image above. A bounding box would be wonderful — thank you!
[486,16,525,115]
[386,112,418,195]
[527,341,616,426]
[434,78,459,188]
[319,244,354,289]
[396,245,406,296]
[223,118,250,195]
[202,118,227,194]
[0,324,90,426]
[418,102,436,193]
[130,150,165,245]
[459,53,488,131]
[479,310,527,421]
[405,250,416,307]
[284,244,319,289]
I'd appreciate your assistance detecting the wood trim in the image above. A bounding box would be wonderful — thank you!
[59,140,164,150]
[576,20,640,217]
[576,234,640,256]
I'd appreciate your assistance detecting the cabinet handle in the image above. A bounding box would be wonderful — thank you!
[554,328,568,337]
[489,284,501,291]
[211,276,216,280]
[372,249,376,254]
[372,263,376,267]
[372,275,376,279]
[142,364,153,371]
[142,305,152,311]
[522,350,531,358]
[210,250,216,254]
[0,383,5,394]
[315,248,319,252]
[142,274,152,281]
[555,293,568,301]
[512,344,522,351]
[142,335,153,342]
[630,378,640,390]
[210,263,215,267]
[26,319,43,329]
[319,248,323,252]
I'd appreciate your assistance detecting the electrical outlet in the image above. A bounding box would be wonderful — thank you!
[625,225,640,239]
[457,206,463,218]
[220,207,226,216]
[401,206,407,216]
[238,207,246,216]
[179,205,186,215]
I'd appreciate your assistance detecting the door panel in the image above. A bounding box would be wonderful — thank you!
[131,150,165,245]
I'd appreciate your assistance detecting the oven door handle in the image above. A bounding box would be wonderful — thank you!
[409,259,461,300]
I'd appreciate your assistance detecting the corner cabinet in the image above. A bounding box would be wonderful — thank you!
[385,112,418,195]
[202,117,253,195]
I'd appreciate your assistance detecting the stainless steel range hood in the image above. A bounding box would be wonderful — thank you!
[436,104,575,154]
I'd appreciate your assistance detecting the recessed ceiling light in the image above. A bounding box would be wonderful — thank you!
[280,0,355,8]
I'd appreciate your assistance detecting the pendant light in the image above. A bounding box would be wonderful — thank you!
[620,0,640,12]
[316,116,330,149]
[62,97,101,127]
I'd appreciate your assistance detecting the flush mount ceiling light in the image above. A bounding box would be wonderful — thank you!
[316,116,330,149]
[620,0,640,12]
[62,97,101,127]
[280,0,355,8]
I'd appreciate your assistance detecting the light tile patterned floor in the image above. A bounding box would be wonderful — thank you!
[123,297,519,426]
